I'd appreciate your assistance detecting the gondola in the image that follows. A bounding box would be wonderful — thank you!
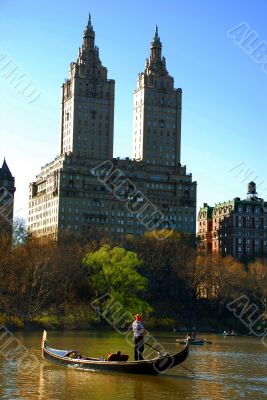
[41,331,189,375]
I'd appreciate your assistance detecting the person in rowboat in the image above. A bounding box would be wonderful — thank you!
[186,332,196,341]
[132,314,145,361]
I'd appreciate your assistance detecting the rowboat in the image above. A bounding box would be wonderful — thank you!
[223,331,237,336]
[41,331,189,375]
[176,339,205,346]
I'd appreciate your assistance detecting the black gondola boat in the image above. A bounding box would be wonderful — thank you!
[41,331,189,375]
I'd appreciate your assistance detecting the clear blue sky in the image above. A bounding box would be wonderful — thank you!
[0,0,267,222]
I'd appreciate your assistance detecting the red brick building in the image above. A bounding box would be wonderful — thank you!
[198,182,267,260]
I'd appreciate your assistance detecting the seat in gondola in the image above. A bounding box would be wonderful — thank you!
[107,351,129,362]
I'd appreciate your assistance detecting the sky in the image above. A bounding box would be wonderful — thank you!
[0,0,267,222]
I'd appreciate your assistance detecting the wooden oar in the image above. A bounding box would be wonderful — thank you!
[180,364,196,375]
[145,341,196,375]
[145,341,168,356]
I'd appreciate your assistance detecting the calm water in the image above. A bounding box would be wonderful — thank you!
[0,331,266,400]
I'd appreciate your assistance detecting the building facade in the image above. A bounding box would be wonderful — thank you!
[132,26,182,165]
[0,158,16,234]
[198,182,267,260]
[28,17,196,239]
[61,16,115,160]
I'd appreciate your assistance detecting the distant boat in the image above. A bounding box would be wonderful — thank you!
[223,330,237,336]
[176,338,205,346]
[41,331,189,375]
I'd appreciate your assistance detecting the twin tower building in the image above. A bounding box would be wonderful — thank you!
[28,16,197,238]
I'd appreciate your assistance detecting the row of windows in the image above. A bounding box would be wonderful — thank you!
[58,222,195,233]
[148,152,176,159]
[147,129,176,137]
[147,121,176,129]
[77,111,110,118]
[137,159,176,166]
[214,205,263,216]
[238,206,262,214]
[135,98,176,107]
[147,183,176,190]
[61,200,194,214]
[59,214,194,225]
[30,217,57,228]
[78,99,110,107]
[30,198,58,210]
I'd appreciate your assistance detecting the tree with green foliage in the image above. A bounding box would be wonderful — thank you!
[83,245,151,324]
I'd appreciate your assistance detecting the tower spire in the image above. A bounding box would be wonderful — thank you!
[82,13,95,51]
[150,25,162,61]
[87,13,92,29]
[155,25,158,39]
[0,158,12,178]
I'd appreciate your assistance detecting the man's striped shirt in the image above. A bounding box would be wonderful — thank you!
[132,321,144,337]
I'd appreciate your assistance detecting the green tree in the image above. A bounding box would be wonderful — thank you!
[83,245,150,322]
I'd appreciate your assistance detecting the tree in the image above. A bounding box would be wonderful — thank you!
[205,255,246,315]
[124,231,197,319]
[12,217,28,244]
[247,259,267,314]
[83,245,150,323]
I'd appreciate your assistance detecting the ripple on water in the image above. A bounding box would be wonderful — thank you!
[0,333,267,400]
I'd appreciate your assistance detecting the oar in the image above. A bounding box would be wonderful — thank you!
[145,341,168,356]
[175,338,213,345]
[145,341,196,375]
[180,364,196,375]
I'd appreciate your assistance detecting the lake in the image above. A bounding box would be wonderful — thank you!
[0,330,266,399]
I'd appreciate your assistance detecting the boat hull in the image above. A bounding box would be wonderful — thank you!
[41,331,189,375]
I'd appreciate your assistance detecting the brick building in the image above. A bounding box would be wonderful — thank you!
[198,182,267,260]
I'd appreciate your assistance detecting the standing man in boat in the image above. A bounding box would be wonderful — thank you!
[132,314,145,361]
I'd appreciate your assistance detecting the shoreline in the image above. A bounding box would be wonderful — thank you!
[1,314,254,336]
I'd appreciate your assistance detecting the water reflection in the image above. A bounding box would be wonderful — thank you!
[35,364,194,400]
[0,332,266,400]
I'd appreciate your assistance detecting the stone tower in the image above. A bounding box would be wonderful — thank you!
[0,158,16,233]
[61,15,115,160]
[132,26,182,166]
[29,18,197,239]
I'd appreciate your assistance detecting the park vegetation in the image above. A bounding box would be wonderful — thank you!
[0,221,266,331]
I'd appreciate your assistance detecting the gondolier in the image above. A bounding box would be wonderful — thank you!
[132,314,145,361]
